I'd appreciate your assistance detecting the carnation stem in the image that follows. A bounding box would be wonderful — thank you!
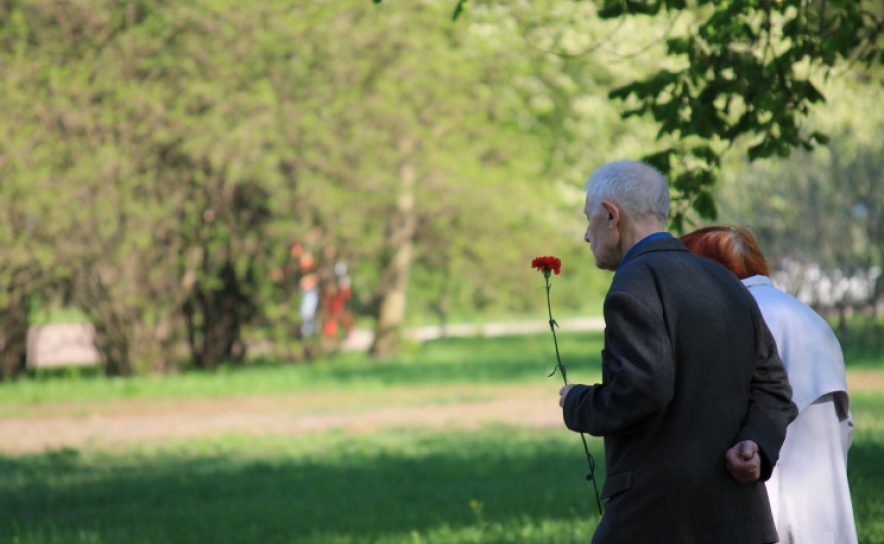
[544,272,602,515]
[545,275,568,383]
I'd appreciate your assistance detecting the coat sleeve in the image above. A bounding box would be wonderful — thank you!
[734,305,798,480]
[563,289,675,436]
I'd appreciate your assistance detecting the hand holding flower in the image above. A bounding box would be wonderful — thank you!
[559,384,577,407]
[531,254,602,515]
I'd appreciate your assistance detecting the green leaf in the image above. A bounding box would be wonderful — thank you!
[810,131,830,145]
[641,149,676,175]
[691,190,717,220]
[608,84,638,101]
[451,0,468,21]
[690,145,720,168]
[669,211,685,235]
[747,140,771,162]
[666,37,691,56]
[597,0,628,18]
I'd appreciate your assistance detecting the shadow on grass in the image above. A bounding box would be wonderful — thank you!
[3,418,883,544]
[0,430,605,544]
[848,439,884,543]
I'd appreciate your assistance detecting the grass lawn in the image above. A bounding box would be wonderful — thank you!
[1,332,882,543]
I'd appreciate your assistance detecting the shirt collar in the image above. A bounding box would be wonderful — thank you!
[617,232,672,271]
[741,275,773,289]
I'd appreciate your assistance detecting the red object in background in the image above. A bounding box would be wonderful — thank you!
[323,319,338,337]
[321,280,353,338]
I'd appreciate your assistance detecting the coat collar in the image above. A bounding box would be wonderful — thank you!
[617,233,680,271]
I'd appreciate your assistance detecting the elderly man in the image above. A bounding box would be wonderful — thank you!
[558,160,797,544]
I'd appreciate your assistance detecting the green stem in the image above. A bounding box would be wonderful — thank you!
[546,276,567,384]
[544,271,601,515]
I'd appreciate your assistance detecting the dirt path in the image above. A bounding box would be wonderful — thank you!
[2,371,882,455]
[0,384,564,454]
[5,318,606,454]
[4,319,600,454]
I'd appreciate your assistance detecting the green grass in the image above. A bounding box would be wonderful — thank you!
[1,333,606,405]
[0,430,603,544]
[846,392,884,543]
[844,343,884,370]
[2,418,882,544]
[1,332,882,543]
[28,306,93,326]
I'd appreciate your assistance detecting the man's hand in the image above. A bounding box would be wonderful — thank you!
[725,440,761,483]
[559,384,577,407]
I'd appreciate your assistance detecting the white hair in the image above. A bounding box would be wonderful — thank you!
[583,160,670,222]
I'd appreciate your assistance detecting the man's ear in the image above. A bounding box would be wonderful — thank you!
[601,200,620,228]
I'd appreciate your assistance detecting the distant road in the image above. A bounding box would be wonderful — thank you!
[26,317,606,368]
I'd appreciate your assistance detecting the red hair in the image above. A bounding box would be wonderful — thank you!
[679,226,770,279]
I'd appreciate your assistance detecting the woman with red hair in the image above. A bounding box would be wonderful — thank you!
[681,226,857,544]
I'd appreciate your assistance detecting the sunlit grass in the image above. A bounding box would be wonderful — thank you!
[1,332,882,543]
[0,332,605,406]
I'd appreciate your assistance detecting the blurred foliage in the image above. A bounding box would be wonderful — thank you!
[2,0,883,378]
[712,75,884,350]
[585,0,882,231]
[391,0,884,230]
[0,0,625,376]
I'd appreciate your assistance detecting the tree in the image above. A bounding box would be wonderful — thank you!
[4,0,619,373]
[270,1,609,357]
[375,0,884,230]
[599,0,884,230]
[0,0,283,373]
[713,75,884,347]
[0,2,128,377]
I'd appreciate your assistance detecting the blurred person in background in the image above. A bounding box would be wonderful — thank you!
[321,259,354,341]
[681,225,858,544]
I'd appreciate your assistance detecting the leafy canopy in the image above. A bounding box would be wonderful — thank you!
[373,0,884,231]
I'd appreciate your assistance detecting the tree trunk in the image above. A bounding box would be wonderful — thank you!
[71,265,137,376]
[92,310,135,376]
[85,276,136,377]
[0,288,29,381]
[370,139,417,358]
[184,262,249,368]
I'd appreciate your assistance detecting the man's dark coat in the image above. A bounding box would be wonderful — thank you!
[563,236,797,544]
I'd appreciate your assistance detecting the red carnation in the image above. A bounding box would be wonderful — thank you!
[531,255,562,276]
[529,253,601,514]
